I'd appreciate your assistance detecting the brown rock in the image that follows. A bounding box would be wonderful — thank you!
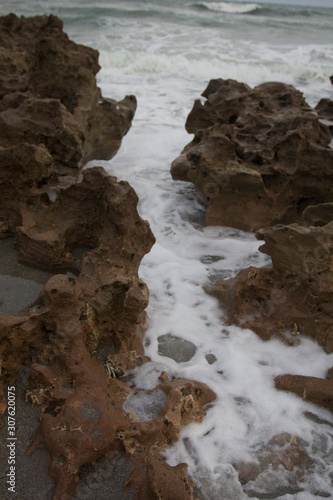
[0,94,84,172]
[0,143,54,233]
[0,14,216,499]
[315,98,333,121]
[234,433,309,485]
[128,449,195,500]
[206,221,333,353]
[0,13,136,180]
[0,14,98,104]
[171,79,333,232]
[1,252,216,498]
[315,98,333,136]
[275,368,333,413]
[303,202,333,226]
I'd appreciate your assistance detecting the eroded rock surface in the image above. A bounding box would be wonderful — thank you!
[0,14,136,173]
[207,222,333,353]
[174,78,333,417]
[171,79,333,232]
[0,14,216,500]
[275,367,333,414]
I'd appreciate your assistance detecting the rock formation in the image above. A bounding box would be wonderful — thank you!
[315,98,333,136]
[171,79,333,232]
[0,14,136,171]
[206,221,333,353]
[0,14,216,499]
[172,77,333,416]
[275,367,333,414]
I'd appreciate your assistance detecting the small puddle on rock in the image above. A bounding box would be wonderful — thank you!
[0,238,54,315]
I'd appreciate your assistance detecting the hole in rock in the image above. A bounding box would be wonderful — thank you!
[29,304,44,314]
[45,186,58,202]
[0,238,54,314]
[43,407,57,417]
[296,197,321,215]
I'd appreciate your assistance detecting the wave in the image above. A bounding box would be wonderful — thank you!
[192,1,261,15]
[98,46,332,93]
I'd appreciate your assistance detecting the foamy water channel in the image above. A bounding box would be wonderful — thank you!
[90,73,333,498]
[81,9,333,498]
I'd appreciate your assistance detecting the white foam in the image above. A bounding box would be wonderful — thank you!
[95,70,333,500]
[199,2,260,14]
[98,37,333,108]
[123,388,166,421]
[93,76,333,496]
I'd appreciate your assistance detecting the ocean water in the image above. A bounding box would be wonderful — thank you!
[1,1,333,498]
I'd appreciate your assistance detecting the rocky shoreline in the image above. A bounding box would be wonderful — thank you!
[1,12,333,500]
[172,78,333,416]
[0,15,215,499]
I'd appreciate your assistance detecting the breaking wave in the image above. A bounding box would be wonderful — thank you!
[193,1,261,15]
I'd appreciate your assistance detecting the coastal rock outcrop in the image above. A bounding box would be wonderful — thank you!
[0,13,137,238]
[0,14,216,500]
[171,79,333,232]
[172,77,333,416]
[315,97,333,136]
[206,222,333,353]
[0,14,136,179]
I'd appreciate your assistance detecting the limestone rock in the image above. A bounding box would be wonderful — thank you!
[303,202,333,227]
[315,98,333,122]
[275,368,333,413]
[206,222,333,353]
[315,98,333,136]
[171,79,333,232]
[128,448,195,500]
[0,13,216,500]
[0,13,136,180]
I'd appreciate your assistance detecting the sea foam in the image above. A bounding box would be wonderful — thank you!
[194,2,261,15]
